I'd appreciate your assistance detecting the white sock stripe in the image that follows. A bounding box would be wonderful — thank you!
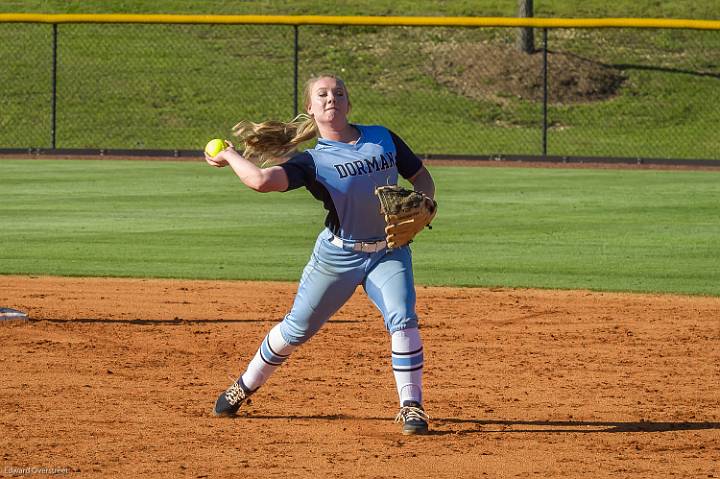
[393,364,424,372]
[265,336,290,358]
[259,349,284,366]
[260,335,293,366]
[267,323,296,356]
[391,346,423,356]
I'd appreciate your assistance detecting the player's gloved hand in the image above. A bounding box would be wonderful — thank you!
[375,185,437,249]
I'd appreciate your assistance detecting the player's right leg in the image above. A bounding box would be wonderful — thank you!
[214,230,364,416]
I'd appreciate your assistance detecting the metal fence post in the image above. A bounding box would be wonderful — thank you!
[293,25,299,117]
[542,27,548,158]
[51,23,58,149]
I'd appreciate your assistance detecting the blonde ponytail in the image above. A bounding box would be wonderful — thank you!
[231,74,348,165]
[232,114,318,165]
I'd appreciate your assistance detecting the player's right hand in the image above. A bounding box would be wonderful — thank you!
[205,152,229,167]
[204,140,234,167]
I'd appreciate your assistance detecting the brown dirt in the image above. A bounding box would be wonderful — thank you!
[427,43,626,105]
[1,275,719,478]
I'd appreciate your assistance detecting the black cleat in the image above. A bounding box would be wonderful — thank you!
[395,400,429,435]
[213,378,252,417]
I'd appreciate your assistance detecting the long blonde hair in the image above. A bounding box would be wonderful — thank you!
[232,74,348,164]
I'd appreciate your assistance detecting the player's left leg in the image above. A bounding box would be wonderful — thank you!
[364,246,429,435]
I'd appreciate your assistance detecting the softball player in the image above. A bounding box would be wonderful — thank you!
[206,74,435,435]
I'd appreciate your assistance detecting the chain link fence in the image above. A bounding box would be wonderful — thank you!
[1,19,718,161]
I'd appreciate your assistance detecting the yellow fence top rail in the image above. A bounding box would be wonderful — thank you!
[1,13,719,30]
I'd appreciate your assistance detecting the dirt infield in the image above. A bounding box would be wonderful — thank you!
[1,276,718,478]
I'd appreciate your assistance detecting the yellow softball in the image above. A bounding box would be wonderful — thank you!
[204,138,226,157]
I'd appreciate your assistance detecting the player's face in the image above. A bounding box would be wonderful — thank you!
[306,77,350,127]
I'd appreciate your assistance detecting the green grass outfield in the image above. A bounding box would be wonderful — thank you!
[2,159,719,296]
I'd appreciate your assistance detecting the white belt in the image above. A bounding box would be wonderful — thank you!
[330,235,387,253]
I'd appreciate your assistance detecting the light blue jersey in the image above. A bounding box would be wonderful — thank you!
[272,125,425,345]
[281,125,423,241]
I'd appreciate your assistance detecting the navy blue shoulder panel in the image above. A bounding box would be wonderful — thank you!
[279,151,340,234]
[389,130,423,179]
[281,151,315,191]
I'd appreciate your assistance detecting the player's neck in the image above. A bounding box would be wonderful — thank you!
[318,123,360,144]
